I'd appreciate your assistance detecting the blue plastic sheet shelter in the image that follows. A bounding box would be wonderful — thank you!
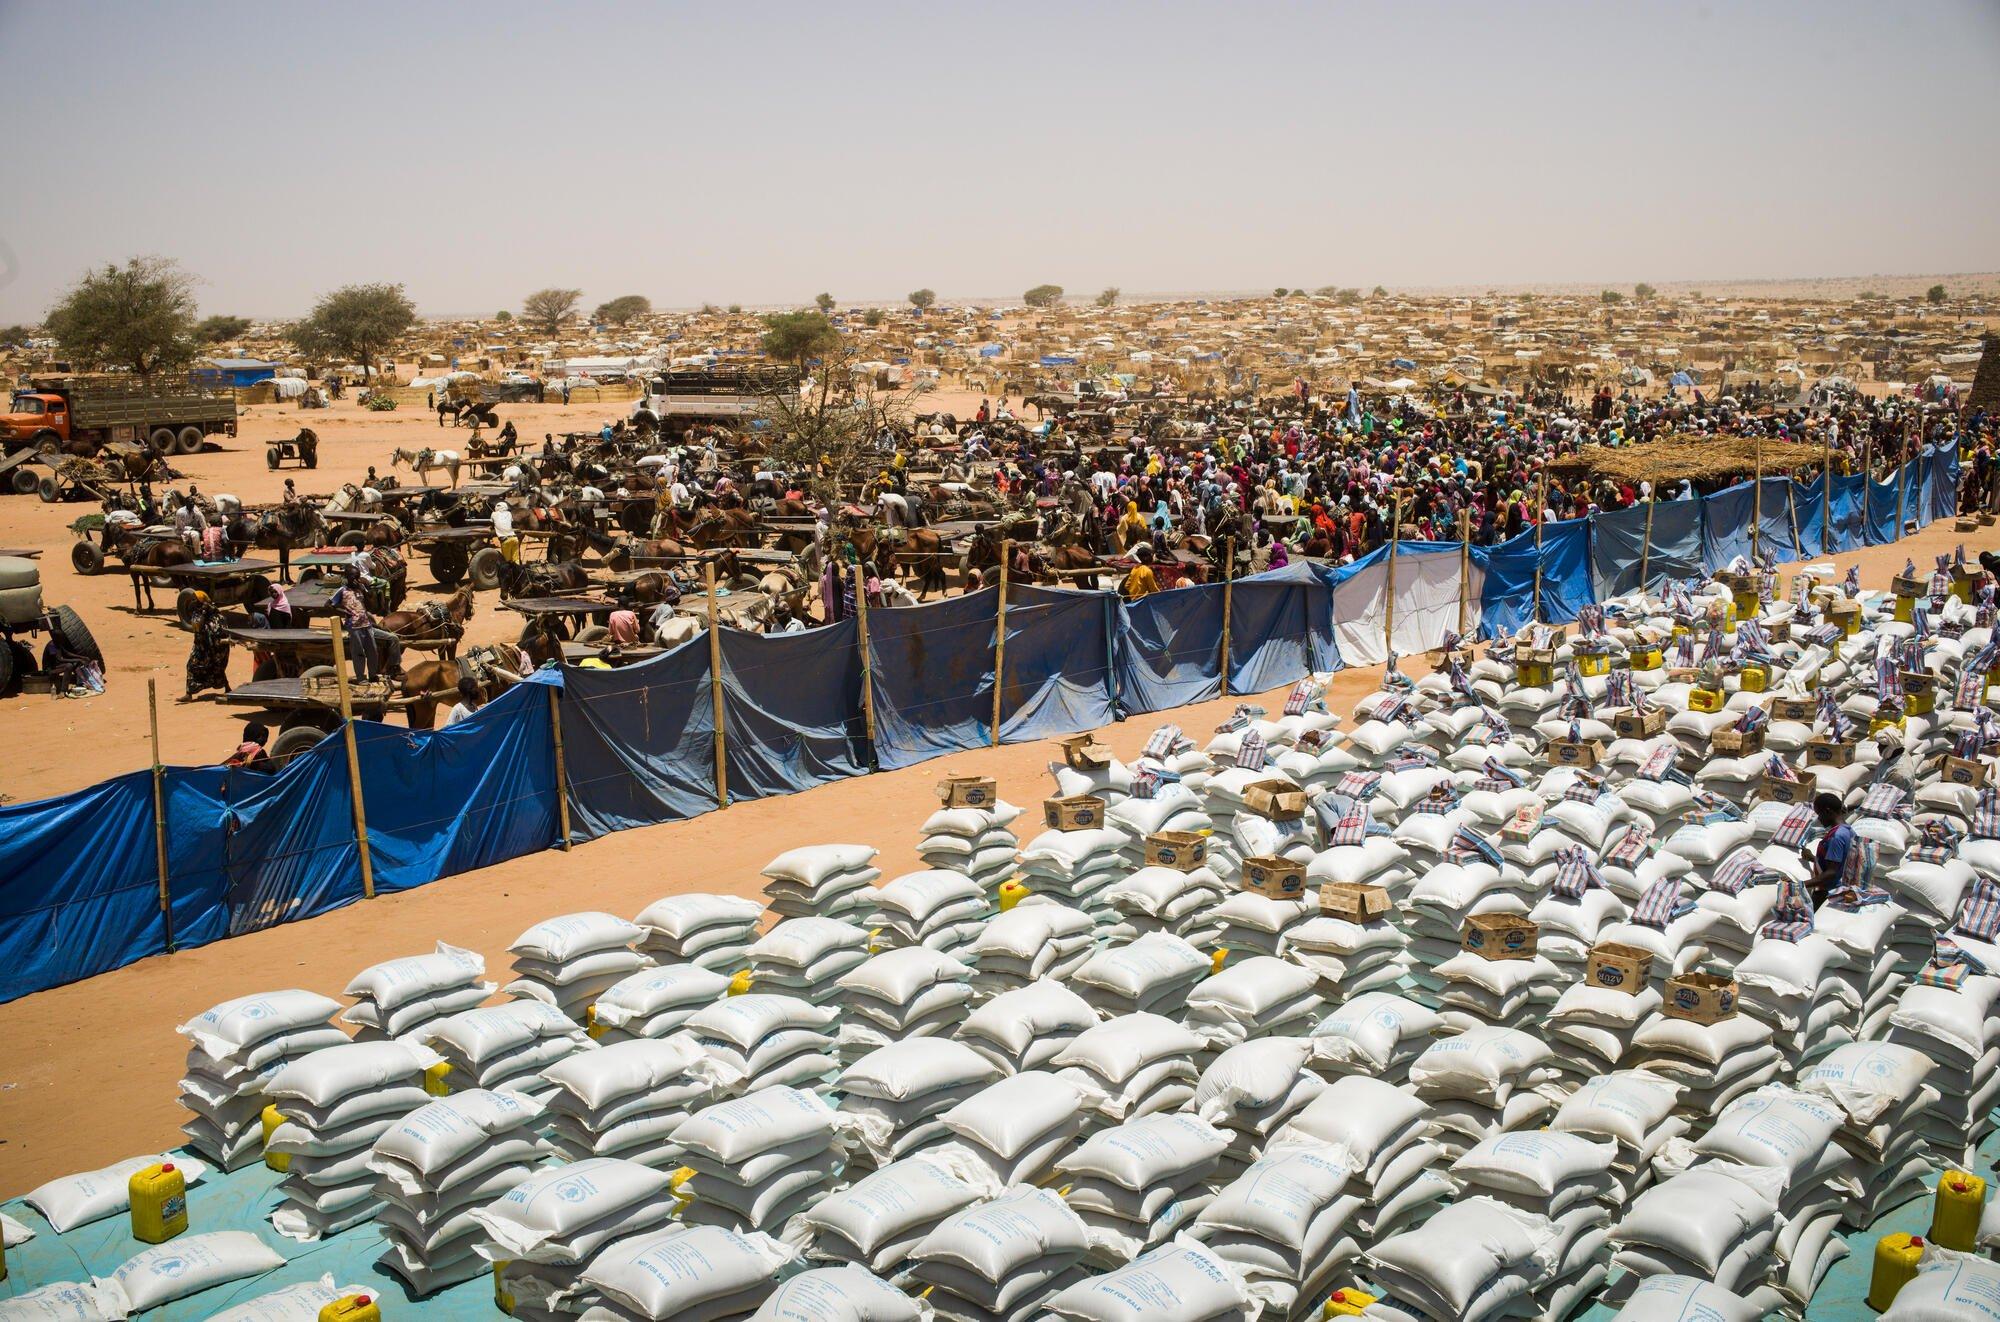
[1475,520,1592,636]
[560,637,717,836]
[867,588,998,770]
[1588,497,1705,599]
[1115,582,1225,715]
[721,619,868,798]
[998,585,1118,743]
[1227,562,1332,694]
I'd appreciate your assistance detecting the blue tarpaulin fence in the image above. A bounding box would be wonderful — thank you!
[0,445,1963,1002]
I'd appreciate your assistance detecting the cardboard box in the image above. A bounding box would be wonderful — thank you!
[1613,707,1667,739]
[1758,770,1820,806]
[1690,687,1726,713]
[1830,601,1862,636]
[1548,738,1605,769]
[1766,619,1791,643]
[1892,574,1927,598]
[1713,724,1766,756]
[1144,830,1208,872]
[1771,696,1815,722]
[1241,855,1305,901]
[1586,942,1654,995]
[1431,646,1474,672]
[1500,802,1543,841]
[1806,736,1856,768]
[1242,780,1307,821]
[1044,794,1105,831]
[1320,881,1392,923]
[1463,913,1539,961]
[1903,672,1937,716]
[1058,734,1112,771]
[1944,756,1990,788]
[1664,972,1739,1024]
[937,774,997,809]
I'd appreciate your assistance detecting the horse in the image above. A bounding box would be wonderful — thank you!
[390,446,462,488]
[236,503,326,580]
[398,643,523,729]
[379,582,476,658]
[883,527,951,599]
[670,506,759,549]
[498,557,591,600]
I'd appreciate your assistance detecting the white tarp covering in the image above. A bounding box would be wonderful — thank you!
[1332,550,1481,667]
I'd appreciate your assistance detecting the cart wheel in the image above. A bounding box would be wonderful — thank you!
[176,427,204,455]
[50,604,102,664]
[175,588,204,628]
[617,503,651,534]
[337,530,369,548]
[576,625,610,646]
[10,468,38,495]
[70,541,106,576]
[468,547,504,591]
[430,542,469,586]
[37,476,61,503]
[305,448,318,470]
[269,724,327,766]
[299,665,337,683]
[266,447,281,470]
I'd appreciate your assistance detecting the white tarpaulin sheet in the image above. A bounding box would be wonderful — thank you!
[1331,550,1481,667]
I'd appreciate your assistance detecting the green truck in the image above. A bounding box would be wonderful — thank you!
[1,376,239,455]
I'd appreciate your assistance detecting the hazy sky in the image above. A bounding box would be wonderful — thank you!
[3,0,1996,322]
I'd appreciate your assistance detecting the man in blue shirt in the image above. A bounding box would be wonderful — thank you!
[1803,791,1855,907]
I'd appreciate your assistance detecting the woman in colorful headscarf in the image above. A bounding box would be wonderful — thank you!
[182,592,231,700]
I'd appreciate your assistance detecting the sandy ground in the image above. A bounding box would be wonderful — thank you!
[0,385,1017,804]
[0,500,1988,1195]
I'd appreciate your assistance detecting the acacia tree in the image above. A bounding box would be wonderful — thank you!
[44,256,198,374]
[815,292,836,313]
[1927,284,1947,304]
[908,288,937,312]
[757,336,932,508]
[290,283,417,379]
[522,287,582,334]
[594,294,651,325]
[197,314,252,343]
[1096,287,1120,308]
[760,310,841,373]
[1634,283,1657,302]
[1023,284,1064,308]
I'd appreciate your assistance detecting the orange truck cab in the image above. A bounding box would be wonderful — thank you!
[1,379,237,456]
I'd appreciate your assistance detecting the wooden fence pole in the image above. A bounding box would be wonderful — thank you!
[853,563,877,749]
[1821,423,1834,551]
[1220,537,1235,698]
[1531,475,1546,625]
[1384,500,1401,658]
[1896,416,1910,537]
[706,561,727,809]
[1639,494,1656,594]
[1862,428,1876,542]
[1457,509,1471,639]
[548,686,572,851]
[992,540,1009,746]
[327,619,375,900]
[1752,436,1764,564]
[148,677,174,950]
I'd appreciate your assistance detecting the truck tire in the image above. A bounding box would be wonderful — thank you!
[50,604,102,664]
[10,468,38,494]
[468,547,504,591]
[266,447,282,470]
[149,427,177,454]
[0,639,15,697]
[37,476,62,502]
[176,426,204,455]
[70,541,106,576]
[270,724,327,766]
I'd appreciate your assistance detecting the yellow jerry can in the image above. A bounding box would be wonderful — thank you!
[128,1161,189,1244]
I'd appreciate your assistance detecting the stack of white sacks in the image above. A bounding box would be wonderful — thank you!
[369,1087,545,1293]
[541,1035,717,1167]
[1449,1130,1620,1317]
[1798,1039,1939,1226]
[503,913,647,1021]
[834,945,976,1062]
[796,1152,985,1281]
[1194,1143,1365,1317]
[1046,1240,1256,1322]
[264,1038,443,1240]
[1101,856,1229,949]
[1016,820,1134,937]
[1281,886,1411,999]
[1886,967,2000,1164]
[1305,991,1441,1086]
[425,999,590,1100]
[956,978,1098,1073]
[747,916,871,1007]
[1071,931,1212,1019]
[1054,1012,1205,1124]
[1187,1036,1325,1182]
[1059,1112,1229,1264]
[837,1037,1000,1170]
[908,1184,1093,1322]
[1733,932,1865,1064]
[1363,1195,1565,1322]
[1183,953,1322,1057]
[760,843,881,924]
[671,1085,842,1233]
[580,1224,799,1322]
[918,796,1023,895]
[869,870,989,958]
[1268,1075,1451,1244]
[1550,1071,1688,1206]
[475,1158,675,1320]
[1625,982,1780,1115]
[177,989,344,1170]
[632,892,762,973]
[682,993,838,1093]
[588,962,730,1043]
[967,900,1096,998]
[934,1070,1086,1185]
[1542,961,1661,1087]
[342,943,492,1043]
[1406,1024,1558,1159]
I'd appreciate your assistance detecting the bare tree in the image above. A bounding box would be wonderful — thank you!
[522,287,583,334]
[757,338,932,508]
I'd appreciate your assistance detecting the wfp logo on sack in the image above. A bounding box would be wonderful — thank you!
[151,1256,190,1279]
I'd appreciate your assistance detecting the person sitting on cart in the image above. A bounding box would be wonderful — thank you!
[331,566,381,681]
